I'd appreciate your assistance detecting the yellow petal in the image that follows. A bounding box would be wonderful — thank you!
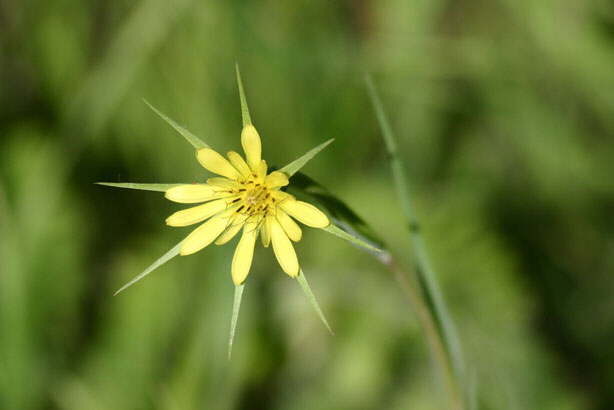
[165,184,216,204]
[241,125,261,170]
[180,216,228,255]
[227,151,251,178]
[265,171,289,189]
[206,177,239,191]
[276,208,302,242]
[270,190,294,203]
[231,223,258,285]
[215,215,247,245]
[260,216,271,247]
[216,205,241,219]
[197,148,240,180]
[166,199,227,227]
[270,217,299,277]
[280,200,329,228]
[256,160,268,181]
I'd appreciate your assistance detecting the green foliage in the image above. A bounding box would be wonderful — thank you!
[2,1,614,409]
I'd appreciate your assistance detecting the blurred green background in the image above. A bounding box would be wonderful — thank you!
[2,0,614,409]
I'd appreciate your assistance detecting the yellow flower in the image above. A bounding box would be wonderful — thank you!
[98,70,377,298]
[99,68,381,355]
[165,124,330,285]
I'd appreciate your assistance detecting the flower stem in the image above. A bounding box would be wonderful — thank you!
[381,253,464,410]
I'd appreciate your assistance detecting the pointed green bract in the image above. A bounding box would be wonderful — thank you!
[228,284,245,360]
[114,241,183,296]
[144,100,209,149]
[96,182,183,192]
[235,64,252,127]
[297,270,333,335]
[323,224,382,253]
[279,138,334,177]
[285,172,386,250]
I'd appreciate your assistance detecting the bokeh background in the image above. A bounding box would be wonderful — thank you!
[2,0,614,409]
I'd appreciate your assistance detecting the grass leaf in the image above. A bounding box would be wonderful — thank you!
[279,138,334,177]
[366,74,466,408]
[144,100,209,149]
[228,284,245,360]
[296,270,333,335]
[114,241,183,295]
[235,64,252,127]
[468,369,478,410]
[96,182,183,192]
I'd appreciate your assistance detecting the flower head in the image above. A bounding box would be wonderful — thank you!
[99,68,381,356]
[165,123,329,285]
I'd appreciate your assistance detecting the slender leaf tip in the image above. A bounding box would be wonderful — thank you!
[113,241,182,296]
[142,99,209,149]
[95,182,181,192]
[323,224,383,254]
[279,138,335,177]
[235,63,252,127]
[228,284,245,360]
[297,270,334,335]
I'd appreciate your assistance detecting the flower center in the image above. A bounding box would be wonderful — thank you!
[244,186,266,206]
[235,179,275,218]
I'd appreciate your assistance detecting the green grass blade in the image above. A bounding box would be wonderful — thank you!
[235,64,252,127]
[143,100,209,149]
[468,369,478,410]
[296,270,333,335]
[279,138,335,177]
[366,74,466,408]
[228,284,245,360]
[96,182,183,192]
[322,224,382,253]
[114,241,182,295]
